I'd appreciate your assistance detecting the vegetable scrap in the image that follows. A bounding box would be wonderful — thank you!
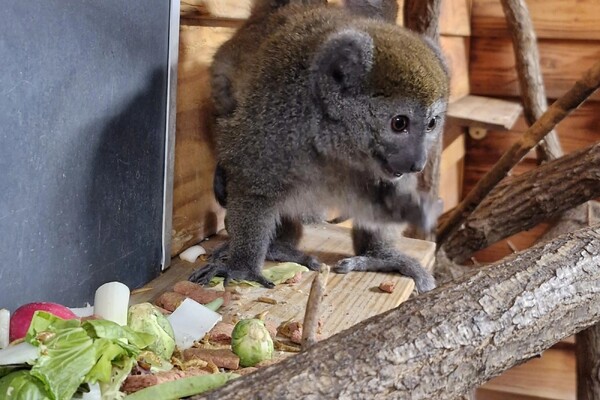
[257,296,278,305]
[0,261,316,399]
[231,319,274,368]
[209,262,309,287]
[379,280,397,293]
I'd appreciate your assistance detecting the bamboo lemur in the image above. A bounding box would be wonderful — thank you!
[190,0,449,293]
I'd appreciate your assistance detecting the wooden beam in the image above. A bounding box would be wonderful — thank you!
[470,37,600,101]
[447,95,522,131]
[171,26,235,255]
[472,0,600,41]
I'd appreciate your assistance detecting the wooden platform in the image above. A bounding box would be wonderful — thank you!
[132,224,435,338]
[476,347,576,400]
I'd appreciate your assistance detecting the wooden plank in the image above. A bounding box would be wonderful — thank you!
[180,0,471,37]
[471,0,600,41]
[441,36,471,102]
[171,26,235,256]
[477,348,576,400]
[132,224,435,338]
[439,0,471,36]
[447,95,523,130]
[440,133,465,212]
[180,0,252,20]
[469,37,600,101]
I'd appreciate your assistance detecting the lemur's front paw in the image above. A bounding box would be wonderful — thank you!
[334,256,369,274]
[417,193,443,233]
[189,263,275,288]
[413,272,437,293]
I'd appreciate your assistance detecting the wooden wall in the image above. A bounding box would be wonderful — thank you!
[172,0,471,255]
[464,0,600,263]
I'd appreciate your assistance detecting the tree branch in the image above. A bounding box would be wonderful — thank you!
[437,59,600,246]
[402,0,441,42]
[194,226,600,400]
[443,142,600,263]
[500,0,563,162]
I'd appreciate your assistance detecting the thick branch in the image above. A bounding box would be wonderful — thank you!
[444,142,600,263]
[402,0,441,42]
[194,226,600,400]
[500,0,563,162]
[577,324,600,400]
[438,60,600,246]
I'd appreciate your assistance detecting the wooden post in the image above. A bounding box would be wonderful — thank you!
[537,202,600,400]
[499,0,563,162]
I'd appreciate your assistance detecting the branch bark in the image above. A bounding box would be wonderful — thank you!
[194,226,600,400]
[577,323,600,400]
[301,263,329,351]
[437,59,600,246]
[500,0,563,162]
[443,142,600,263]
[402,0,441,42]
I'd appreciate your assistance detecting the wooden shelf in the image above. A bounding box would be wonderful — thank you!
[447,95,523,131]
[132,224,435,338]
[476,348,576,400]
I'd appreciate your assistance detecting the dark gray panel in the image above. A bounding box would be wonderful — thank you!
[0,0,171,310]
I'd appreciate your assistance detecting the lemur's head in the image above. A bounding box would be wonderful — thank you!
[311,22,449,179]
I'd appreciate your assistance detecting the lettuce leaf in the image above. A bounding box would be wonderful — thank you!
[0,370,51,400]
[210,262,308,286]
[86,339,128,384]
[30,327,96,400]
[82,320,154,350]
[98,358,134,400]
[21,312,155,400]
[25,311,80,346]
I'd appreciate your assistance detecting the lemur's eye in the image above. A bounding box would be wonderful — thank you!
[391,115,409,132]
[426,117,437,131]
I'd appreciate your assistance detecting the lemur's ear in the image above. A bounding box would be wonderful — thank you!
[311,29,373,96]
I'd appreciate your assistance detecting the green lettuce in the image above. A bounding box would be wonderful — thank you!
[210,262,308,286]
[98,358,135,400]
[25,311,80,346]
[0,370,51,400]
[82,320,154,350]
[17,312,156,400]
[30,327,96,400]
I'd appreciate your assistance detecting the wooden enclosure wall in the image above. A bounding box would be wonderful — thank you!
[464,0,600,262]
[171,0,472,255]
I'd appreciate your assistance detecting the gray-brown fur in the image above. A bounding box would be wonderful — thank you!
[191,0,449,292]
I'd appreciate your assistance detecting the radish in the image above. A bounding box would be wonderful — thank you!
[10,302,78,342]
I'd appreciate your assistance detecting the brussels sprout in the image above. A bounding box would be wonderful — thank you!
[231,319,274,367]
[127,303,175,359]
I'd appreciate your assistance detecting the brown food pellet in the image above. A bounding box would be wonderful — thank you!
[379,280,396,293]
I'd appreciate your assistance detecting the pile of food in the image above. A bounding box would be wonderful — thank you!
[0,263,311,400]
